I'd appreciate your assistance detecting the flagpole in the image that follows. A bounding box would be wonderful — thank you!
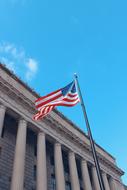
[74,74,105,190]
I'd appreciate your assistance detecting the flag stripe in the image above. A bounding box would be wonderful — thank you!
[33,81,80,120]
[36,93,62,109]
[33,105,55,120]
[35,91,77,108]
[36,93,78,111]
[37,98,79,111]
[67,93,77,98]
[35,90,61,106]
[37,95,79,111]
[35,89,61,103]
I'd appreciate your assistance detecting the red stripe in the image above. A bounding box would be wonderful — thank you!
[36,93,62,109]
[33,105,55,120]
[36,113,46,120]
[45,100,79,107]
[33,110,47,120]
[50,102,79,107]
[67,93,77,98]
[35,89,61,103]
[63,97,79,102]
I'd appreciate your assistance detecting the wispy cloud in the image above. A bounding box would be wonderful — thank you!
[26,58,38,80]
[0,42,38,81]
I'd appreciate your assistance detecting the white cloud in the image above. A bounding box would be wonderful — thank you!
[26,58,38,80]
[0,57,15,72]
[0,42,38,81]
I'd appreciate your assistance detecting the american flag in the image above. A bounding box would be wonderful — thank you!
[33,81,80,120]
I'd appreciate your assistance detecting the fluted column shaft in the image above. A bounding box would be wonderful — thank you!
[81,160,92,190]
[11,119,27,190]
[102,172,110,190]
[69,151,80,190]
[114,180,125,190]
[109,177,116,190]
[37,132,47,190]
[54,143,65,190]
[0,104,6,137]
[91,166,101,190]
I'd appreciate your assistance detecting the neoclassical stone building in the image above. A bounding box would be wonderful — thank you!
[0,63,125,190]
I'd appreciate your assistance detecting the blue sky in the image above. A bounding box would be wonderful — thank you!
[0,0,127,185]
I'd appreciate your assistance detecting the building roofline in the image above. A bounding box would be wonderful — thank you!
[0,63,40,98]
[0,62,116,161]
[54,109,115,160]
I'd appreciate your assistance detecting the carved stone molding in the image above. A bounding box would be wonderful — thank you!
[0,71,124,181]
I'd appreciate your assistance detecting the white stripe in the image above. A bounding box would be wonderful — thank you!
[37,92,79,111]
[37,98,79,110]
[44,106,49,114]
[37,95,79,111]
[37,93,78,110]
[65,94,79,100]
[49,105,53,112]
[53,99,79,105]
[37,95,64,110]
[68,92,77,96]
[35,89,77,107]
[35,90,61,106]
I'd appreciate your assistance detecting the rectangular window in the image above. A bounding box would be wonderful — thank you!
[34,145,37,156]
[33,165,36,181]
[50,155,54,166]
[0,147,1,156]
[65,182,71,190]
[51,174,56,190]
[1,127,5,138]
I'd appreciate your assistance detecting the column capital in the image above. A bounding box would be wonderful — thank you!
[102,171,110,190]
[19,118,27,125]
[81,159,87,164]
[0,104,6,110]
[91,165,101,190]
[37,131,47,190]
[91,165,96,171]
[38,131,45,136]
[81,159,92,190]
[55,142,61,147]
[54,140,65,190]
[11,116,27,190]
[69,150,80,190]
[101,171,106,176]
[69,150,75,156]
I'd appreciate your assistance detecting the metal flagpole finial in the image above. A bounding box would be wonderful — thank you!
[74,73,78,79]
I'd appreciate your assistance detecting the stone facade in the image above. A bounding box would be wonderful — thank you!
[0,63,125,190]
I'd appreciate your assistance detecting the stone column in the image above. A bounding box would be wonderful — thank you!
[116,181,125,190]
[54,143,65,190]
[91,166,101,190]
[109,177,116,190]
[81,160,92,190]
[0,104,6,137]
[102,172,110,190]
[11,119,27,190]
[114,180,125,190]
[69,151,80,190]
[37,132,47,190]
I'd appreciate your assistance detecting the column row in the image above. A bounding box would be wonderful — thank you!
[0,104,118,190]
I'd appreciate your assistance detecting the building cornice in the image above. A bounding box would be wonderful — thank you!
[0,63,124,178]
[0,63,116,160]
